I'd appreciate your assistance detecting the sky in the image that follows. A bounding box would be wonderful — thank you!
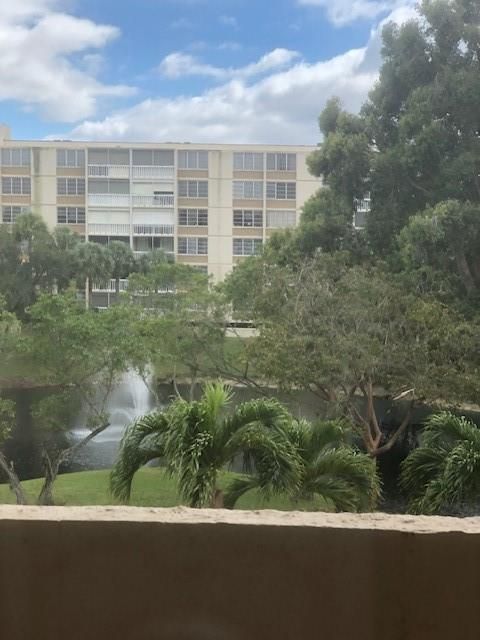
[0,0,417,144]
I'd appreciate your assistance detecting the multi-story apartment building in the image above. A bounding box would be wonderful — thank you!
[0,125,320,292]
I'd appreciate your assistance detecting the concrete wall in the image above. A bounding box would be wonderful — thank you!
[2,507,478,640]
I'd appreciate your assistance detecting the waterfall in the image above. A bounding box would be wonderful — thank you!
[70,369,157,469]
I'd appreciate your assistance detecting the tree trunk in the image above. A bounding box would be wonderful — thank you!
[37,450,63,506]
[455,250,476,293]
[210,488,224,508]
[0,450,27,505]
[37,421,110,506]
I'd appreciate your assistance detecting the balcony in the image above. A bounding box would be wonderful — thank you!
[355,198,371,213]
[88,223,131,236]
[132,194,174,208]
[92,279,128,293]
[88,194,130,208]
[0,506,475,640]
[88,165,130,179]
[132,166,175,180]
[133,224,174,236]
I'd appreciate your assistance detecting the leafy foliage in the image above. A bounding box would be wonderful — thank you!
[400,412,480,514]
[111,382,301,508]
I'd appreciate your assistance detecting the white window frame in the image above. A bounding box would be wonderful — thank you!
[2,205,28,223]
[178,150,209,170]
[178,208,208,226]
[266,210,296,229]
[232,181,263,199]
[177,236,208,255]
[178,180,209,198]
[57,207,86,224]
[233,152,264,171]
[266,182,296,200]
[57,178,86,196]
[232,238,263,256]
[233,209,263,227]
[2,177,31,195]
[266,153,296,171]
[1,148,30,167]
[56,149,85,168]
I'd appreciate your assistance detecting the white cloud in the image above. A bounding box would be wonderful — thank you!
[159,49,300,80]
[219,15,238,28]
[298,0,415,26]
[59,4,418,144]
[0,0,134,122]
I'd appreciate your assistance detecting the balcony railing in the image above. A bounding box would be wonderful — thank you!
[133,224,174,236]
[132,194,174,208]
[88,165,130,179]
[355,198,371,213]
[88,194,130,208]
[88,223,131,236]
[93,279,128,293]
[132,166,175,180]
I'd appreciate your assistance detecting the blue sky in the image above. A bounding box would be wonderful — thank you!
[0,0,416,143]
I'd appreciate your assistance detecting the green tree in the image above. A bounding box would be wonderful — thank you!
[226,419,380,512]
[25,292,144,504]
[74,242,113,308]
[399,200,480,299]
[106,241,135,296]
[292,1,480,260]
[128,259,239,399]
[0,213,80,316]
[110,382,300,508]
[400,412,480,515]
[240,255,480,457]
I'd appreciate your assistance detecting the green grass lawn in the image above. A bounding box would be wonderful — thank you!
[0,467,331,511]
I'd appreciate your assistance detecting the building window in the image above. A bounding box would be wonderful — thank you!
[233,209,263,227]
[88,149,129,165]
[233,181,263,199]
[178,150,209,170]
[178,237,208,255]
[56,149,85,168]
[233,238,263,256]
[178,180,208,198]
[1,148,30,166]
[266,210,296,228]
[2,177,31,195]
[132,149,174,166]
[2,206,28,223]
[266,182,296,200]
[178,208,208,226]
[233,152,264,171]
[266,153,296,171]
[57,207,86,224]
[57,178,86,196]
[88,179,129,194]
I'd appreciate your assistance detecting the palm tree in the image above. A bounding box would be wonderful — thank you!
[110,382,300,508]
[225,419,380,511]
[106,241,134,296]
[74,242,113,308]
[400,412,480,515]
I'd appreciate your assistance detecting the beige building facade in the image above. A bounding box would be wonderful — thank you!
[0,125,320,283]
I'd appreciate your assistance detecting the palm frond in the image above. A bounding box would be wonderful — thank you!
[400,411,480,514]
[302,447,380,512]
[110,412,169,502]
[219,397,292,454]
[223,475,260,509]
